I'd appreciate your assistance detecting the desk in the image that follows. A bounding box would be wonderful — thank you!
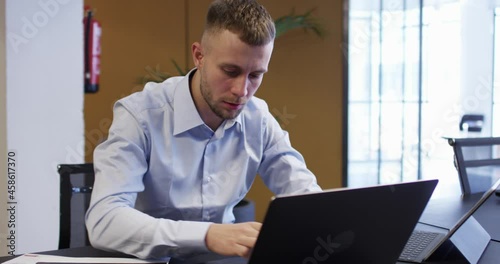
[1,194,499,264]
[0,247,132,263]
[0,246,246,264]
[416,192,500,264]
[0,247,118,263]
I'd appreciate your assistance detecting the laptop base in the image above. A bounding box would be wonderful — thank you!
[426,239,466,263]
[426,216,490,264]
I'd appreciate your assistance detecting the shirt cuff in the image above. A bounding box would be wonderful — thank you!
[175,221,213,253]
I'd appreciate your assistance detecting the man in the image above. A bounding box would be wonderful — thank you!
[85,0,321,261]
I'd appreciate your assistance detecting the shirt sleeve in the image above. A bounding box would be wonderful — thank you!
[257,111,322,195]
[85,102,212,260]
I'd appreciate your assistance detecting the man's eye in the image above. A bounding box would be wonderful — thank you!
[224,70,238,77]
[249,73,262,79]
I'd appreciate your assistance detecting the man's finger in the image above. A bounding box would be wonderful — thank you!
[237,235,259,248]
[233,243,253,259]
[247,221,262,231]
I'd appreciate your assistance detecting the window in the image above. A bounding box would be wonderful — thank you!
[493,8,500,135]
[346,0,473,195]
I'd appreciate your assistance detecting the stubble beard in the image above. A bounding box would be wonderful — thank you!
[200,73,243,120]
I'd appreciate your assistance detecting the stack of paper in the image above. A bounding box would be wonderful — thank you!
[2,254,167,264]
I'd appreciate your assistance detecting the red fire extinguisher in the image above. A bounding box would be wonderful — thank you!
[84,7,101,93]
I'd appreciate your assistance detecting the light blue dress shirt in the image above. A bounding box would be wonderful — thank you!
[85,69,321,260]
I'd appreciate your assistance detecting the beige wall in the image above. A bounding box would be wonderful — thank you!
[245,0,344,220]
[0,0,7,256]
[84,0,344,221]
[83,0,187,158]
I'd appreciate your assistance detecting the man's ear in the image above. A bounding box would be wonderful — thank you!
[192,42,204,68]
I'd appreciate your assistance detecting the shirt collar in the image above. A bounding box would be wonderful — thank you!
[173,69,243,135]
[173,69,204,135]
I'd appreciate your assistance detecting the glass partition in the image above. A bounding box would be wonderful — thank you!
[347,0,462,189]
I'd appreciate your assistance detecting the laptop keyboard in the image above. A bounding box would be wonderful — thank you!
[399,230,443,263]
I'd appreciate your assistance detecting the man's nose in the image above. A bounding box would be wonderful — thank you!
[231,77,249,97]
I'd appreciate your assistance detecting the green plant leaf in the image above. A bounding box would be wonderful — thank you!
[171,59,188,76]
[137,64,174,84]
[138,8,325,83]
[275,9,325,39]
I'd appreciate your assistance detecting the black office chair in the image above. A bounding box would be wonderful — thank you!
[448,137,500,195]
[233,199,255,223]
[58,163,255,249]
[459,114,484,132]
[58,163,94,249]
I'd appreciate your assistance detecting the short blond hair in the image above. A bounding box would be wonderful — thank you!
[204,0,275,46]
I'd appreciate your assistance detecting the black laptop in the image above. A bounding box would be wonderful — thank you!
[246,179,438,264]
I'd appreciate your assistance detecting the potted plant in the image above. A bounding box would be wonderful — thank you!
[139,9,324,83]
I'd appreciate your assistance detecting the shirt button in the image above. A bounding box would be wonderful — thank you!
[206,143,213,152]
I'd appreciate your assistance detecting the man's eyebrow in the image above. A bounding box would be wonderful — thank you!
[219,63,268,74]
[220,63,241,69]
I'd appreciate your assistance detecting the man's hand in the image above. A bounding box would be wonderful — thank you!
[205,221,262,258]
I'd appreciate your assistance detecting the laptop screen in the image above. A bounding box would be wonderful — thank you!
[248,179,438,264]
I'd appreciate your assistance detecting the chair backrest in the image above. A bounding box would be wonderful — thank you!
[57,163,255,248]
[459,114,484,132]
[58,163,94,249]
[448,137,500,195]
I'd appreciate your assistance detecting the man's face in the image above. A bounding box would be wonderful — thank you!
[194,30,274,120]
